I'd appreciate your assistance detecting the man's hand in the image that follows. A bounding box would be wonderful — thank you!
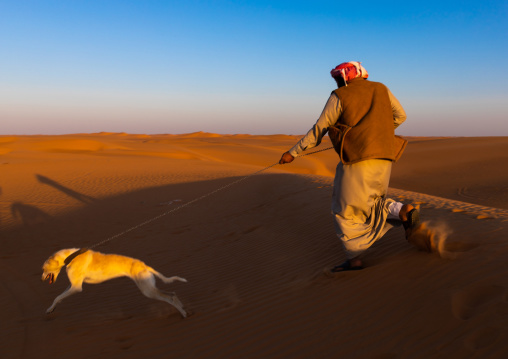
[279,151,295,164]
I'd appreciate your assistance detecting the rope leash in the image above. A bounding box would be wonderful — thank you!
[87,146,334,250]
[298,146,334,157]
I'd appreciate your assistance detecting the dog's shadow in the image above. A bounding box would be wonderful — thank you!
[45,276,187,321]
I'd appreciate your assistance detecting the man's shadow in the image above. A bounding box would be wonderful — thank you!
[36,174,95,204]
[11,202,52,226]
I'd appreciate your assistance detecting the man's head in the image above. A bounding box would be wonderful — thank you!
[331,61,368,87]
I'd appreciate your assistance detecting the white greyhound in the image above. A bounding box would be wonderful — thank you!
[41,248,188,317]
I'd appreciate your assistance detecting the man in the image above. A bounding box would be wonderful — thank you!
[279,61,420,272]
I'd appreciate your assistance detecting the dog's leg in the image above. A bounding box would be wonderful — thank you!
[134,274,187,318]
[150,269,187,284]
[46,284,82,314]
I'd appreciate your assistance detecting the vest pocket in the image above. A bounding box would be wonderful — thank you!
[393,135,408,161]
[328,124,352,162]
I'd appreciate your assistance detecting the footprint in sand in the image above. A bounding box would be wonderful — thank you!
[464,326,500,351]
[171,225,192,235]
[243,225,261,234]
[476,214,494,220]
[215,284,241,312]
[453,284,508,351]
[451,284,506,320]
[115,336,134,350]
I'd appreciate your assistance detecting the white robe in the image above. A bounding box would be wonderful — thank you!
[332,159,396,259]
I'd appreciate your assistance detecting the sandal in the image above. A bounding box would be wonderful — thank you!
[402,208,420,239]
[329,261,364,273]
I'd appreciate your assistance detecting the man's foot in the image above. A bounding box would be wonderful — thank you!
[329,258,364,273]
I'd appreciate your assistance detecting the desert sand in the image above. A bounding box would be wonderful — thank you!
[1,133,508,358]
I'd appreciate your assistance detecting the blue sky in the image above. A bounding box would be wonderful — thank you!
[1,0,507,136]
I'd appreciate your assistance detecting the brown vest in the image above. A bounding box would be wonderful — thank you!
[328,78,407,164]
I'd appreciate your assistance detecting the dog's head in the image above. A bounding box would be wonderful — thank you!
[41,258,61,284]
[41,248,79,284]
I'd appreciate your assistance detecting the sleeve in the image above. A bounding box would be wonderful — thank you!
[288,93,342,157]
[387,88,407,129]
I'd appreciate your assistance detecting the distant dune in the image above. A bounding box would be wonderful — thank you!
[1,133,508,358]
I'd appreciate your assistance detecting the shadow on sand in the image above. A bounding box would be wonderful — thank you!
[36,174,95,204]
[11,202,52,226]
[2,173,498,359]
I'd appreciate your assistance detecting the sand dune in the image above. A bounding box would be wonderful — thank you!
[1,133,508,358]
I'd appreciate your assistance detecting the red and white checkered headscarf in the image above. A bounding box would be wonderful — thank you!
[330,61,369,84]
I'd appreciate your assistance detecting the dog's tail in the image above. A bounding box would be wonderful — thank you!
[149,268,187,284]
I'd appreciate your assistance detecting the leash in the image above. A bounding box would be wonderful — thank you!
[298,146,335,158]
[63,247,89,265]
[83,146,334,251]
